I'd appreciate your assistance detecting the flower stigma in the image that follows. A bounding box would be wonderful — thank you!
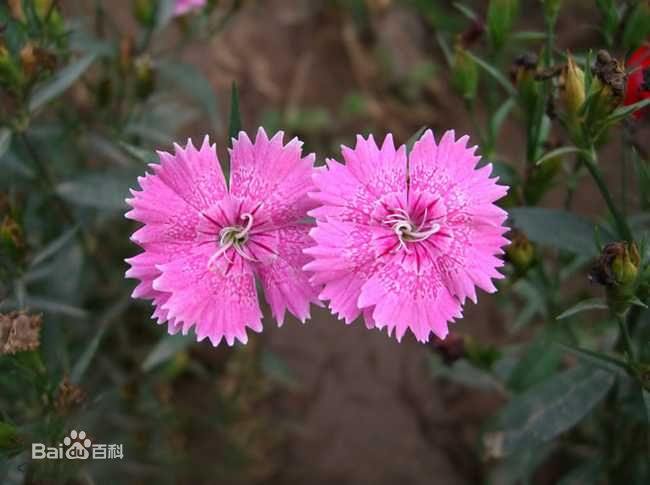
[383,207,440,253]
[207,213,258,269]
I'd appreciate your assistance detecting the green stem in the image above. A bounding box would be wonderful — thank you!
[616,313,636,362]
[581,149,634,242]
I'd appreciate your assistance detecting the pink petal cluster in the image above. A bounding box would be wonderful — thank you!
[125,129,320,346]
[174,0,206,16]
[304,130,509,342]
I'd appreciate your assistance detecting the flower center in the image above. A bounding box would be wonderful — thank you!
[207,213,257,269]
[383,207,440,253]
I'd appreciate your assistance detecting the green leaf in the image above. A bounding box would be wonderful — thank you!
[490,160,520,187]
[555,342,628,373]
[556,298,608,320]
[557,459,603,485]
[406,126,427,154]
[260,351,298,388]
[601,98,650,127]
[452,2,478,21]
[466,51,517,97]
[56,171,136,211]
[142,332,195,372]
[70,297,130,384]
[120,143,158,164]
[507,329,562,391]
[29,53,97,112]
[158,61,220,131]
[489,98,516,139]
[535,146,585,166]
[228,81,242,148]
[0,421,20,451]
[508,207,614,256]
[155,0,176,30]
[483,365,615,458]
[431,356,505,393]
[511,31,548,42]
[30,224,80,268]
[0,128,11,160]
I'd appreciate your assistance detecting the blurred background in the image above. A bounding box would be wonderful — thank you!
[2,1,650,484]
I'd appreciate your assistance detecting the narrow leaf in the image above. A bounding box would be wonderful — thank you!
[0,128,11,160]
[142,332,195,372]
[466,51,517,97]
[158,61,220,130]
[70,297,130,384]
[509,207,614,256]
[29,54,97,112]
[452,2,478,21]
[120,143,158,164]
[556,298,607,320]
[483,365,615,458]
[30,224,80,267]
[535,146,585,166]
[406,126,426,154]
[555,342,628,373]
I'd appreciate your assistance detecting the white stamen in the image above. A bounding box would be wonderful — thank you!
[382,209,440,253]
[207,212,260,270]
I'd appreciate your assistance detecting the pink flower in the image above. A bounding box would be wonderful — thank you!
[304,130,508,342]
[174,0,205,16]
[125,129,321,346]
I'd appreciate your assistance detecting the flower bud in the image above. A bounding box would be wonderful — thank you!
[0,312,42,355]
[451,43,479,100]
[0,43,22,87]
[559,54,586,121]
[540,0,562,22]
[135,56,156,100]
[590,241,640,313]
[119,35,135,75]
[0,215,23,255]
[432,333,465,364]
[0,422,21,452]
[134,0,156,27]
[590,50,627,120]
[487,0,518,52]
[505,228,535,273]
[511,53,539,112]
[7,0,25,22]
[55,377,86,415]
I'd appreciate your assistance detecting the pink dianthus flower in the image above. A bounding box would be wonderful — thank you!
[304,130,508,342]
[174,0,205,16]
[126,129,321,346]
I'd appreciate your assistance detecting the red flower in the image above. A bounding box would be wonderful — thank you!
[624,42,650,119]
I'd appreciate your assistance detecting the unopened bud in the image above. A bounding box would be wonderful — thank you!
[7,0,25,22]
[0,43,22,87]
[590,50,627,119]
[559,54,586,120]
[135,56,156,100]
[55,377,86,415]
[134,0,156,27]
[119,36,135,75]
[505,228,535,272]
[432,333,465,365]
[540,0,562,22]
[590,241,640,313]
[0,215,23,254]
[511,53,539,112]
